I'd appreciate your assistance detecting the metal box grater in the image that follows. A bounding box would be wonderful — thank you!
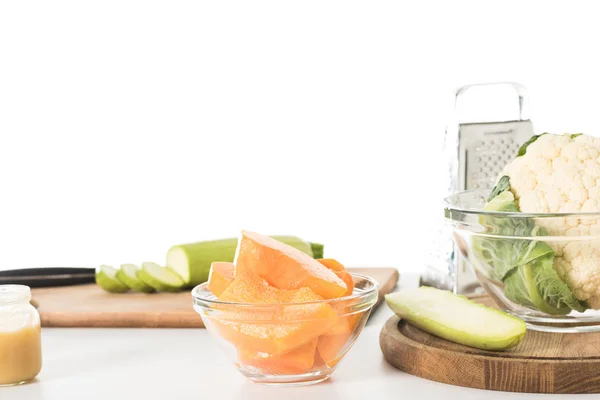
[458,120,532,191]
[422,82,535,294]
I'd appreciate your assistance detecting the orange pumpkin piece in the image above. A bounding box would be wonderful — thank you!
[317,258,354,297]
[312,348,327,369]
[316,258,356,337]
[235,231,347,299]
[326,311,360,336]
[207,262,234,296]
[238,338,318,374]
[317,306,368,367]
[218,272,325,303]
[317,334,348,367]
[214,273,338,355]
[317,313,363,367]
[317,258,345,272]
[337,272,354,296]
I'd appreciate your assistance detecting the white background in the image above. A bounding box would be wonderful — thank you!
[2,1,600,274]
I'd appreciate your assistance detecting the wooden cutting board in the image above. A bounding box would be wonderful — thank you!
[380,295,600,394]
[31,267,399,328]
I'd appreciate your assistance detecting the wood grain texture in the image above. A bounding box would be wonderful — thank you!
[32,267,399,328]
[380,295,600,394]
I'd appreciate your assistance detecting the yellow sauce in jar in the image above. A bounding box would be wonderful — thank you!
[0,285,43,386]
[0,325,42,385]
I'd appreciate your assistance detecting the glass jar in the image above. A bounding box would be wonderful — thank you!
[0,285,42,386]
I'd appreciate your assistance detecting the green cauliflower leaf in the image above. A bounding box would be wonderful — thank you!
[474,175,587,314]
[504,256,587,315]
[516,133,547,157]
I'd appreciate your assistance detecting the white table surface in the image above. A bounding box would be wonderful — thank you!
[1,274,595,400]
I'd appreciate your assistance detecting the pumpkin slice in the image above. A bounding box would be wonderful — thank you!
[238,338,318,374]
[317,312,365,367]
[214,273,338,355]
[234,231,347,299]
[318,258,354,297]
[207,262,234,296]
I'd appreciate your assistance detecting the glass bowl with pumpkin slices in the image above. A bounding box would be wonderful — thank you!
[192,231,379,386]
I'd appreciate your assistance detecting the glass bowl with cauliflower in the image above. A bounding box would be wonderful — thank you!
[445,133,600,332]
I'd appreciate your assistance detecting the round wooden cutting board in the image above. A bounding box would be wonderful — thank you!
[380,296,600,394]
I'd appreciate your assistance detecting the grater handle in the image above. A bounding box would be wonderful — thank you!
[454,82,530,121]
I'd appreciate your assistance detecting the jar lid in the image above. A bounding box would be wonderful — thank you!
[0,285,32,305]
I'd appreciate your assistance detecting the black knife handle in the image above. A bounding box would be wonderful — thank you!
[0,267,96,277]
[0,267,96,287]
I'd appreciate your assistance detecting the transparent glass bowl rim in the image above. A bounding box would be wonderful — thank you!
[192,273,380,308]
[445,189,600,219]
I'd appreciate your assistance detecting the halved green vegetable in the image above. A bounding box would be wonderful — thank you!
[138,262,185,292]
[385,287,526,350]
[116,264,154,293]
[96,265,129,293]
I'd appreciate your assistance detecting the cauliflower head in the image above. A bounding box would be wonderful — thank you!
[502,133,600,308]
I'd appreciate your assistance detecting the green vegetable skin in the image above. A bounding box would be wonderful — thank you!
[166,236,322,286]
[116,264,154,293]
[309,242,325,259]
[386,287,526,350]
[96,265,129,293]
[476,175,587,315]
[138,262,185,292]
